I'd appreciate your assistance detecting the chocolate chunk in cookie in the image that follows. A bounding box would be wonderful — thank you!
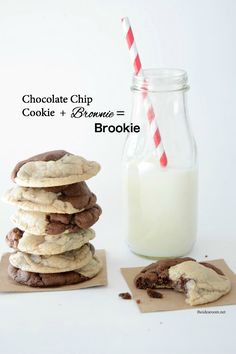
[6,228,23,249]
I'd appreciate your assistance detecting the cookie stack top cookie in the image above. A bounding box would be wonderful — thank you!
[11,150,100,187]
[3,150,103,287]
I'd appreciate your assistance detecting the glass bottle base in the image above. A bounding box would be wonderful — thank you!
[127,242,196,260]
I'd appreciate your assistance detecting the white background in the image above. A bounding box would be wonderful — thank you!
[0,1,236,353]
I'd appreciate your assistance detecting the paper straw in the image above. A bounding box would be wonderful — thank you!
[121,17,167,167]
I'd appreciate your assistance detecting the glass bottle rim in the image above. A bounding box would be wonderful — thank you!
[131,68,189,93]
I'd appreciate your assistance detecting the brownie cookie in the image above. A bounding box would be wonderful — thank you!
[6,227,95,255]
[135,258,231,306]
[8,256,102,287]
[12,205,102,235]
[4,182,97,214]
[11,150,100,187]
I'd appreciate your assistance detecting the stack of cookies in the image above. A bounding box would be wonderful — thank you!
[3,150,103,287]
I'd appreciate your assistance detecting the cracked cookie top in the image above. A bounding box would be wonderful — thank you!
[4,182,97,214]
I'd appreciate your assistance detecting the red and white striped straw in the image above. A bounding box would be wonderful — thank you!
[121,17,167,167]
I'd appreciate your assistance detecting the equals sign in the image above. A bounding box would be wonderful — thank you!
[116,110,125,116]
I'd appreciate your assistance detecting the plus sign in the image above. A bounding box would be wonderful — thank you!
[60,110,66,116]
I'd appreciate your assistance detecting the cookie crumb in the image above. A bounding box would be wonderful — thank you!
[136,299,141,304]
[147,288,163,298]
[119,292,132,300]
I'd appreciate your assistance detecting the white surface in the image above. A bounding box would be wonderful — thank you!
[0,0,236,353]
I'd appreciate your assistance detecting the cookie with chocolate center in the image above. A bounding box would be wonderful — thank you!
[6,227,95,255]
[169,261,231,305]
[135,258,231,306]
[8,256,102,287]
[4,182,97,214]
[12,205,102,235]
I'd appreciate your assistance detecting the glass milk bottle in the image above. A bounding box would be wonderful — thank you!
[122,69,198,258]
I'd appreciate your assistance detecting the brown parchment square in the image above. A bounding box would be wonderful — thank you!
[0,249,107,293]
[121,259,236,313]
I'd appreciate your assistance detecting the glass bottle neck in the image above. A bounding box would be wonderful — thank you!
[127,79,196,169]
[131,68,189,93]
